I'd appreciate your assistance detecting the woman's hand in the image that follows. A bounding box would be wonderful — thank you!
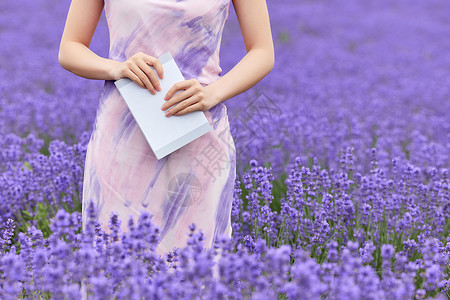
[110,52,164,95]
[161,79,219,117]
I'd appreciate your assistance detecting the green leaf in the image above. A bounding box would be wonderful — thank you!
[278,31,290,43]
[23,161,32,170]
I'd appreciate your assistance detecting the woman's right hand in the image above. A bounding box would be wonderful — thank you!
[110,52,164,95]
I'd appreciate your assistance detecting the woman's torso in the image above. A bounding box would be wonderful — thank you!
[104,0,231,86]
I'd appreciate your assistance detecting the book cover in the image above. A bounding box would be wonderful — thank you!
[114,52,212,160]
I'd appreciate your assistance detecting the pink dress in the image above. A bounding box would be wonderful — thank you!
[81,0,235,256]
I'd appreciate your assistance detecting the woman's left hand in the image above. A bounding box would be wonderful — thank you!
[161,79,218,117]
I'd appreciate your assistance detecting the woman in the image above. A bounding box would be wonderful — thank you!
[59,0,274,259]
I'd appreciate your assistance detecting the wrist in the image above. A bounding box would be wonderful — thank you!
[205,82,222,108]
[106,59,123,81]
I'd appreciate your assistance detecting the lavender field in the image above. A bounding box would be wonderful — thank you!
[1,0,449,298]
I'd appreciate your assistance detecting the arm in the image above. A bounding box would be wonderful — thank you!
[58,0,115,80]
[208,0,275,105]
[58,0,164,94]
[162,0,274,117]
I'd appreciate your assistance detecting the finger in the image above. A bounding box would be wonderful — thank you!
[167,82,201,104]
[161,87,195,111]
[146,56,164,80]
[164,80,192,100]
[124,69,146,89]
[137,60,161,91]
[168,98,203,117]
[165,93,201,117]
[129,64,156,94]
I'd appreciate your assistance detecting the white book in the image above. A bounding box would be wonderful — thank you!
[114,52,212,160]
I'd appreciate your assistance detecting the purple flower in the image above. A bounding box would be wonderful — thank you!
[381,244,394,260]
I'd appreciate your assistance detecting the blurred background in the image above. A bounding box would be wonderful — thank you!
[1,0,449,177]
[0,1,449,296]
[0,0,449,220]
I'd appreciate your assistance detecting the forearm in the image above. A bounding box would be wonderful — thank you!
[58,41,120,80]
[208,48,274,106]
